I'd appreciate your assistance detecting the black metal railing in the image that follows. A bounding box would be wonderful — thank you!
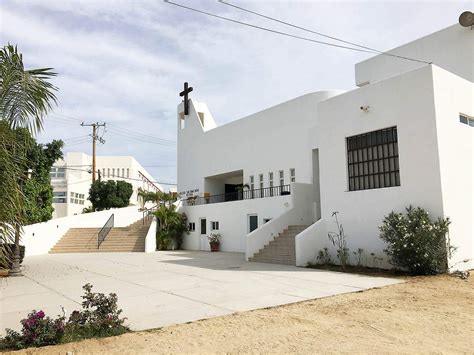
[183,184,291,207]
[142,204,158,225]
[98,214,114,248]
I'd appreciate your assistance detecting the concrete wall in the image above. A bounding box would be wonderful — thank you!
[145,217,157,253]
[314,65,445,269]
[22,206,144,256]
[355,24,474,87]
[432,66,474,271]
[182,194,292,252]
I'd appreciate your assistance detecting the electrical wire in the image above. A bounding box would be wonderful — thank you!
[164,0,431,65]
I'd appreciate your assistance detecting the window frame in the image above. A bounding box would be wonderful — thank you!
[210,221,219,231]
[346,126,400,191]
[289,168,295,182]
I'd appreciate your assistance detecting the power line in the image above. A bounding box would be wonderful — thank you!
[219,0,379,53]
[107,124,176,144]
[164,0,431,65]
[219,0,431,65]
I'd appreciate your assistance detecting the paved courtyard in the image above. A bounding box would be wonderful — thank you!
[0,251,401,334]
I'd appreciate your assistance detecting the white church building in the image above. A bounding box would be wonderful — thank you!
[177,23,473,271]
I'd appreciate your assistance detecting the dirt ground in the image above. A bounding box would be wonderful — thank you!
[11,274,474,354]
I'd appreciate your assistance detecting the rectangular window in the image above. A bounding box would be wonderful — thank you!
[211,221,219,230]
[188,222,195,232]
[122,168,125,177]
[200,218,207,235]
[249,175,254,190]
[53,191,67,203]
[112,168,115,177]
[102,168,105,178]
[290,168,295,182]
[50,167,65,178]
[279,170,284,186]
[460,113,474,127]
[268,172,274,196]
[259,174,264,197]
[127,168,130,178]
[107,168,110,178]
[347,126,400,191]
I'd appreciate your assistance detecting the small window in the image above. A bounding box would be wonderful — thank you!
[112,168,115,177]
[127,168,130,178]
[211,221,219,231]
[347,126,400,191]
[53,191,67,203]
[460,113,474,127]
[122,168,125,177]
[263,218,272,224]
[102,168,105,177]
[249,175,254,190]
[279,170,284,186]
[107,168,110,178]
[290,168,295,182]
[268,172,274,195]
[259,174,263,188]
[188,222,195,232]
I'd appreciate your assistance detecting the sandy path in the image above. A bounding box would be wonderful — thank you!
[11,274,474,354]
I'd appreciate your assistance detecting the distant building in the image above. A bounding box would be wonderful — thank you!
[50,152,162,218]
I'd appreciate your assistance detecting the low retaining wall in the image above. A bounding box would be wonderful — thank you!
[22,206,144,256]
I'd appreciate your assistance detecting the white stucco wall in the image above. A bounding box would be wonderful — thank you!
[355,24,474,87]
[22,206,144,256]
[182,194,292,252]
[432,66,474,271]
[313,65,446,268]
[177,90,344,198]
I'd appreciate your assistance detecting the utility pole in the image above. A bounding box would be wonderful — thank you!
[81,122,106,183]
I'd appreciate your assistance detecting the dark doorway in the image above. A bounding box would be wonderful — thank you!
[200,218,207,235]
[248,215,258,233]
[225,184,242,201]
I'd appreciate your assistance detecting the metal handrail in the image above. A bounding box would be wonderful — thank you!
[142,204,158,224]
[98,214,114,248]
[183,184,291,207]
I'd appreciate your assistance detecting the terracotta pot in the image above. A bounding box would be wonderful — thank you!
[210,242,220,252]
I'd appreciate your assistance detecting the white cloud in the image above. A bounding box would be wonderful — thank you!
[0,0,470,186]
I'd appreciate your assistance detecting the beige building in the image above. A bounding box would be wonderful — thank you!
[51,152,162,218]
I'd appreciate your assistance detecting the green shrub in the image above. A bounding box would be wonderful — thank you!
[379,206,451,275]
[0,284,129,350]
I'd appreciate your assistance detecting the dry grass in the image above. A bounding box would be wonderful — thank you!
[11,273,474,354]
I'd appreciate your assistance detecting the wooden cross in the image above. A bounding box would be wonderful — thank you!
[179,82,193,115]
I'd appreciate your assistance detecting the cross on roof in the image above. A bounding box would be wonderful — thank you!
[179,82,193,116]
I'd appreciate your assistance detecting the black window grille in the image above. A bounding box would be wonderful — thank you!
[347,126,400,191]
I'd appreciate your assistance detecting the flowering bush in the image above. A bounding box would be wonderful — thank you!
[0,284,129,350]
[0,310,65,350]
[379,206,451,275]
[208,232,221,244]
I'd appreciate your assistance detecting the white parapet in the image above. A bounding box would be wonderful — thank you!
[22,206,144,256]
[145,217,157,253]
[295,219,329,267]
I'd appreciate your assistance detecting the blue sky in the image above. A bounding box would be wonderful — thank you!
[0,0,470,188]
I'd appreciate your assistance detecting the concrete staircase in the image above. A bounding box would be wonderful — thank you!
[49,219,151,253]
[248,225,309,265]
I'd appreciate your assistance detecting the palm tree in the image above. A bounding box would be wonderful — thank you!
[0,44,57,274]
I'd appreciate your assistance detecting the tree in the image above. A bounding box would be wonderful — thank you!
[13,128,63,224]
[88,180,133,211]
[0,44,58,273]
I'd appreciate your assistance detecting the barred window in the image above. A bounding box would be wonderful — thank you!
[347,126,400,191]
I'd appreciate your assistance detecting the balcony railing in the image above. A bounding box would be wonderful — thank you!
[183,184,291,207]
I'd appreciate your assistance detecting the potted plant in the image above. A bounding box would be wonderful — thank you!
[208,232,221,252]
